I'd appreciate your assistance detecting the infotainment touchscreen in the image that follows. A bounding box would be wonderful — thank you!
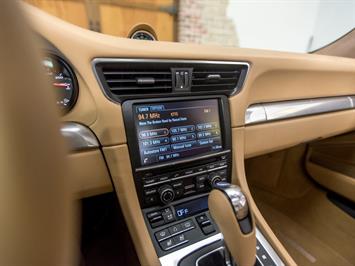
[134,99,223,166]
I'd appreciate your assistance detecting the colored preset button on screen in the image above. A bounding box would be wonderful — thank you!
[139,128,169,139]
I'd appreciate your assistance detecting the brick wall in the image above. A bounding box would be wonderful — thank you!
[178,0,239,46]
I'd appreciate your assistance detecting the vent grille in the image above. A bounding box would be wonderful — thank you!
[94,59,248,102]
[191,66,242,93]
[101,68,172,95]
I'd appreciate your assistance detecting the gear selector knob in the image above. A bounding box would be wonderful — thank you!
[208,182,256,266]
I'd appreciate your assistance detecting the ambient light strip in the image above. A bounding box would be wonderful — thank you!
[60,122,99,151]
[245,95,355,125]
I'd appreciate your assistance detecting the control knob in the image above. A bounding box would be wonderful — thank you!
[208,173,222,187]
[158,185,175,204]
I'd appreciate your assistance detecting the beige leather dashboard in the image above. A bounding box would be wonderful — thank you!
[22,4,355,266]
[24,4,355,150]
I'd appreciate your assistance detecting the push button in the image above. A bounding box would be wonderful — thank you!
[145,195,158,205]
[172,181,183,188]
[173,233,188,244]
[201,224,215,235]
[158,175,170,182]
[144,188,157,196]
[196,174,207,183]
[169,224,183,235]
[180,219,195,230]
[160,238,174,251]
[161,208,175,223]
[196,214,209,225]
[196,182,206,191]
[155,229,170,241]
[175,188,184,198]
[146,211,161,220]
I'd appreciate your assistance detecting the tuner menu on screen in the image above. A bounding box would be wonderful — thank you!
[134,99,223,166]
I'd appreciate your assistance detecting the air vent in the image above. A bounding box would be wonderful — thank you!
[99,65,172,97]
[94,59,249,103]
[191,64,246,94]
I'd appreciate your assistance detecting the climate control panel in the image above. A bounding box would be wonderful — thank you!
[138,152,230,207]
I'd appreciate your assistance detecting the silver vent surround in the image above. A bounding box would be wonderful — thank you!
[92,58,250,103]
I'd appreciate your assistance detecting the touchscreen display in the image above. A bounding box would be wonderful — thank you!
[134,99,223,166]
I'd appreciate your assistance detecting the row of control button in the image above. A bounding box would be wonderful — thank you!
[143,167,228,206]
[160,233,188,251]
[155,220,195,250]
[155,219,195,242]
[196,214,216,235]
[147,207,175,228]
[143,160,228,188]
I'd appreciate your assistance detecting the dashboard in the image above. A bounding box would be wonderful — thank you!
[24,3,355,266]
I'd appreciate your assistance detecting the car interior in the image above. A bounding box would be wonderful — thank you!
[1,1,354,266]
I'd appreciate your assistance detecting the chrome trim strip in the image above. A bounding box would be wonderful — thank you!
[245,96,355,125]
[60,122,99,151]
[159,228,284,266]
[91,58,250,103]
[256,229,285,266]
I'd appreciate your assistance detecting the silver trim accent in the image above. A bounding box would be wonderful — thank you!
[245,96,355,125]
[91,58,250,103]
[60,122,99,151]
[214,183,248,220]
[256,229,285,266]
[159,228,284,266]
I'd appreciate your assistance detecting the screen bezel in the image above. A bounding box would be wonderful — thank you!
[122,95,232,172]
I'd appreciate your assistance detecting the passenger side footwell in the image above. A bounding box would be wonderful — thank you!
[251,186,355,266]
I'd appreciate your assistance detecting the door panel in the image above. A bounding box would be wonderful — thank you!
[306,132,355,202]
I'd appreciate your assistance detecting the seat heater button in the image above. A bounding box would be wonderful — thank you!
[160,238,175,250]
[169,224,183,235]
[173,233,188,244]
[155,229,170,241]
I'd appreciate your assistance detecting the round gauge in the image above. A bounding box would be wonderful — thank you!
[131,30,156,41]
[42,54,78,114]
[128,24,158,41]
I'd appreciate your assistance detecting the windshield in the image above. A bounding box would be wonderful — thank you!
[26,0,355,53]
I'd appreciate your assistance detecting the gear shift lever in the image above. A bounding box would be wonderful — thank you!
[208,181,256,266]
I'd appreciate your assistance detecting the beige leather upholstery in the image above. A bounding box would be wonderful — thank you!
[0,1,76,265]
[209,189,256,266]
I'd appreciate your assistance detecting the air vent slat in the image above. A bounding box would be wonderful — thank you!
[191,65,244,93]
[191,83,237,88]
[106,79,171,83]
[103,71,171,75]
[109,86,172,91]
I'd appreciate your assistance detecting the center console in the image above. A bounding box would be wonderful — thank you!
[123,96,284,266]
